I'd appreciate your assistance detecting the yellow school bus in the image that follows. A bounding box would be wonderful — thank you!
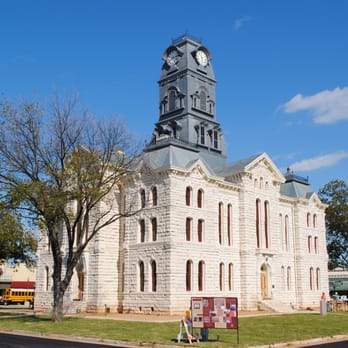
[1,288,34,306]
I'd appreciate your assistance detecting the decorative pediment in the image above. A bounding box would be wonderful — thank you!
[186,159,212,180]
[309,192,328,209]
[244,152,285,185]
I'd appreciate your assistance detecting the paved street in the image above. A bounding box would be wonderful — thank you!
[0,332,131,348]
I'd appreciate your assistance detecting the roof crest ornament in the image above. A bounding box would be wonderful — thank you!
[171,33,202,45]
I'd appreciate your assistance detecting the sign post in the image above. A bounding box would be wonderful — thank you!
[191,297,239,344]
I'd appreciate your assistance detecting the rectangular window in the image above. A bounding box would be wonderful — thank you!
[213,130,218,148]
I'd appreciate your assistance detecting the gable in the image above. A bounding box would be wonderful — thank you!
[244,153,285,184]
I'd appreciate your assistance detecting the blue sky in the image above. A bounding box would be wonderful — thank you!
[1,0,347,192]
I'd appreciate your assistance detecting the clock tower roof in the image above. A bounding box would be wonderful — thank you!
[145,35,227,168]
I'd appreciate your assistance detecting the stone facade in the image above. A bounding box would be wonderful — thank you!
[35,35,329,314]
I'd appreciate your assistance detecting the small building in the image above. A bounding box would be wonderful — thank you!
[0,263,36,296]
[328,270,348,298]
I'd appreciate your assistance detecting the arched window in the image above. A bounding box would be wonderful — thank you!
[307,213,311,228]
[227,204,232,246]
[287,266,291,291]
[139,261,145,292]
[316,268,320,290]
[198,261,204,291]
[151,260,157,292]
[313,214,317,228]
[228,263,233,291]
[254,178,258,188]
[218,202,223,244]
[285,215,289,251]
[314,236,319,254]
[169,90,176,111]
[76,261,84,300]
[260,177,263,189]
[140,219,145,243]
[256,199,261,248]
[280,214,284,250]
[151,218,157,241]
[199,90,206,111]
[219,262,224,291]
[186,218,192,241]
[198,219,204,242]
[140,189,146,208]
[197,189,204,208]
[309,267,314,290]
[186,187,192,206]
[152,186,158,206]
[308,236,312,253]
[45,266,49,291]
[281,266,285,291]
[186,260,192,291]
[121,262,125,292]
[264,201,269,248]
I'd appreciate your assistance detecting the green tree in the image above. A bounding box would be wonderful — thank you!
[318,179,348,270]
[0,209,37,265]
[0,95,140,321]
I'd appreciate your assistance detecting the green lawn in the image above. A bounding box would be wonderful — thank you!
[0,312,348,347]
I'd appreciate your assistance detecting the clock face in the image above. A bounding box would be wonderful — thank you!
[196,50,208,66]
[167,50,179,66]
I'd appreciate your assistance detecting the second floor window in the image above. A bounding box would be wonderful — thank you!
[198,219,204,242]
[140,219,145,243]
[140,189,146,208]
[186,218,192,241]
[152,186,158,206]
[197,189,203,208]
[186,187,192,206]
[151,218,157,241]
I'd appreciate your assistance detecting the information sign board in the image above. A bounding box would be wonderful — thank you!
[191,297,238,329]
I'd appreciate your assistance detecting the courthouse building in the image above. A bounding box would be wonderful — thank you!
[36,35,329,314]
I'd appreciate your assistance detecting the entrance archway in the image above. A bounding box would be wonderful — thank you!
[260,263,269,299]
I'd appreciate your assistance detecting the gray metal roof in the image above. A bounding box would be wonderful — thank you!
[214,153,261,176]
[280,173,315,199]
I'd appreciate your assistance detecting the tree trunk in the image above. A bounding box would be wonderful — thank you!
[51,240,66,322]
[52,285,65,322]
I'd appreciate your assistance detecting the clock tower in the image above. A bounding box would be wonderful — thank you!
[146,34,227,167]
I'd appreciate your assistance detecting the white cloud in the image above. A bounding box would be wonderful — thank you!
[282,87,348,124]
[289,151,348,172]
[234,16,251,30]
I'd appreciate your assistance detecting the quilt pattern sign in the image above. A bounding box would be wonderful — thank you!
[191,297,238,329]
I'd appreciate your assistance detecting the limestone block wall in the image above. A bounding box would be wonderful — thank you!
[35,155,329,315]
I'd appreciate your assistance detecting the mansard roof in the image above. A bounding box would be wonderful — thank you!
[280,171,315,199]
[140,143,215,173]
[138,145,319,202]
